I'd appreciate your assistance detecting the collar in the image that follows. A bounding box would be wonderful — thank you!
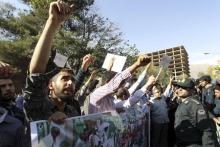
[179,95,197,104]
[178,97,189,104]
[205,83,212,89]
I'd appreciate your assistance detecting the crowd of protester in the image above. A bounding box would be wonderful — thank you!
[0,1,220,147]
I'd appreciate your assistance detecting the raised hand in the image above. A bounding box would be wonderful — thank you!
[49,0,75,24]
[106,56,115,71]
[169,76,174,85]
[48,111,67,124]
[29,1,76,73]
[90,69,98,80]
[0,61,12,77]
[146,75,156,86]
[81,54,93,71]
[135,54,151,67]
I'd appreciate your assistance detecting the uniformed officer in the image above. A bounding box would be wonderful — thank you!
[173,78,217,147]
[199,75,215,112]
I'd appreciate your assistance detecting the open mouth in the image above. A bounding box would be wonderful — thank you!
[63,88,73,94]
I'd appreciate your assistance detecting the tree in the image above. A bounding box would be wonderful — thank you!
[207,60,220,80]
[0,1,139,91]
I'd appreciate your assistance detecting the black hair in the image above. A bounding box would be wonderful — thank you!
[101,71,116,85]
[87,80,99,92]
[50,68,75,82]
[153,83,163,93]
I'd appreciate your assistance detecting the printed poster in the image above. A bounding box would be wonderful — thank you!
[31,110,147,147]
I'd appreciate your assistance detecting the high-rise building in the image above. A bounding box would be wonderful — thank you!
[146,46,190,79]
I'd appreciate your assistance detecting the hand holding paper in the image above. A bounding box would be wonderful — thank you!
[48,111,67,124]
[107,56,115,71]
[155,54,172,81]
[102,53,127,72]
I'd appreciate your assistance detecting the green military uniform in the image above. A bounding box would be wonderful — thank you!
[175,96,216,147]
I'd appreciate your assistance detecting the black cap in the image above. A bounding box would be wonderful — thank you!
[172,78,195,89]
[199,75,212,83]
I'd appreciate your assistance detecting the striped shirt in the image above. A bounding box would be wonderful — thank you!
[115,89,146,110]
[88,69,131,114]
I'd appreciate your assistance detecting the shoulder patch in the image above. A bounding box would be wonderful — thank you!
[190,98,200,105]
[183,100,189,104]
[197,109,206,115]
[206,84,212,88]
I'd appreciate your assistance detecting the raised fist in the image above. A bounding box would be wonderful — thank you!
[135,54,151,67]
[49,0,75,24]
[81,54,93,71]
[0,61,12,77]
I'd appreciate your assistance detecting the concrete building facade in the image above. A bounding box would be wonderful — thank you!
[146,46,190,79]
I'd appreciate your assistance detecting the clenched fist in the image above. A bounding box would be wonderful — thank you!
[135,54,151,67]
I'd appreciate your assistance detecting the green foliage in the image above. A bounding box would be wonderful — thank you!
[0,1,139,91]
[136,63,171,86]
[207,61,220,80]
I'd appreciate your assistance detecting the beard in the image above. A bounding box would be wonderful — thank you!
[51,82,75,102]
[53,88,74,102]
[58,94,72,102]
[0,92,15,102]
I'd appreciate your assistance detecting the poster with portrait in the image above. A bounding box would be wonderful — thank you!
[31,110,147,147]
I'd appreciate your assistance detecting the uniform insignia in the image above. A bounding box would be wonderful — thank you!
[197,109,205,115]
[184,100,188,104]
[191,98,200,104]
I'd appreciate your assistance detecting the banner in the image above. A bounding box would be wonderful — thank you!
[31,109,147,147]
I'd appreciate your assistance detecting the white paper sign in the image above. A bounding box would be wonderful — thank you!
[159,54,172,68]
[102,53,127,72]
[54,53,68,67]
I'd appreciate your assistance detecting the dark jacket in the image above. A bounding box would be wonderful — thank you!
[23,68,87,121]
[0,107,25,147]
[175,96,216,147]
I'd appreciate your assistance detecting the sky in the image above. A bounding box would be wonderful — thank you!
[1,0,220,65]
